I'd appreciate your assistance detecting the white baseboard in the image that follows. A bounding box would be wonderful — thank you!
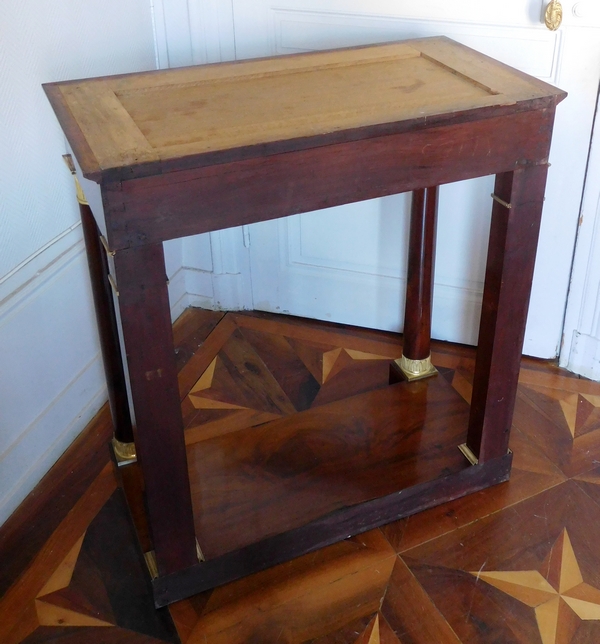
[567,332,600,382]
[167,265,190,322]
[171,259,252,312]
[183,266,253,312]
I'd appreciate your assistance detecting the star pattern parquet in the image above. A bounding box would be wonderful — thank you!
[181,313,398,446]
[472,527,600,644]
[513,369,600,477]
[3,308,600,643]
[0,467,178,644]
[399,481,600,643]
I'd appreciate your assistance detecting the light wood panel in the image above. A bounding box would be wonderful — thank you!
[43,37,565,180]
[115,53,498,155]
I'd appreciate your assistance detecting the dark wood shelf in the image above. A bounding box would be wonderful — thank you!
[137,312,511,606]
[189,376,470,560]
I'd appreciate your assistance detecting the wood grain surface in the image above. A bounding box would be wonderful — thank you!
[467,165,550,462]
[4,310,600,643]
[101,108,556,250]
[43,37,565,182]
[113,243,197,576]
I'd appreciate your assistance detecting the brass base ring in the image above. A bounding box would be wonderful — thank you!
[395,354,438,381]
[112,436,137,466]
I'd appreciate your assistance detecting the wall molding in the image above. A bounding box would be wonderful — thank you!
[269,7,561,83]
[561,87,600,377]
[0,223,83,309]
[0,225,194,527]
[0,232,103,526]
[0,356,106,526]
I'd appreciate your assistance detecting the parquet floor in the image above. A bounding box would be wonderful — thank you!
[3,308,600,644]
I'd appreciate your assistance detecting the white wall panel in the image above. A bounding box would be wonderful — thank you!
[0,232,104,524]
[562,97,600,379]
[273,10,560,80]
[0,0,157,282]
[0,1,158,526]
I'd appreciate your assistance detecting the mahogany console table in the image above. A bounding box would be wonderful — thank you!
[44,37,565,607]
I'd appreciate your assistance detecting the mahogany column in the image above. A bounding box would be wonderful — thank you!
[394,186,439,381]
[466,165,549,464]
[112,242,197,576]
[80,204,134,446]
[66,156,135,459]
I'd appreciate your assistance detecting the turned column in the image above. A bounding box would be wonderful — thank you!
[64,155,136,463]
[393,186,439,382]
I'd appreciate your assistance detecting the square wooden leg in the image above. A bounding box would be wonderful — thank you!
[467,165,550,463]
[113,242,197,576]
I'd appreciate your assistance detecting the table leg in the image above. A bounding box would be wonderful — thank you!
[466,165,549,463]
[113,243,197,576]
[392,186,439,382]
[79,203,135,457]
[65,154,135,456]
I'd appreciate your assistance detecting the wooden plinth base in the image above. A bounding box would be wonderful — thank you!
[117,312,514,607]
[153,450,511,607]
[156,380,510,606]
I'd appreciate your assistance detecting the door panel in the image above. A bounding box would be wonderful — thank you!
[218,0,600,355]
[250,177,494,344]
[270,10,561,78]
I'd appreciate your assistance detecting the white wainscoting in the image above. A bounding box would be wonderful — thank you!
[0,228,103,525]
[0,0,161,526]
[561,97,600,380]
[270,9,561,80]
[0,229,188,526]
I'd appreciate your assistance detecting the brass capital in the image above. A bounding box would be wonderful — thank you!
[62,154,88,205]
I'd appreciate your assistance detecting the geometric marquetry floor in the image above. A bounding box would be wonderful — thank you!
[3,308,600,643]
